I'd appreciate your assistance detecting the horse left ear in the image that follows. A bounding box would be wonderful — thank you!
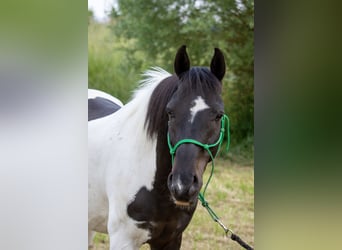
[174,45,190,77]
[210,48,226,81]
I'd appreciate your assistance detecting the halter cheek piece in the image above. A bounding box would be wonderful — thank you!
[167,114,230,198]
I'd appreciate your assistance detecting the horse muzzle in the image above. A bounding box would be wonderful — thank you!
[167,143,209,207]
[168,172,200,205]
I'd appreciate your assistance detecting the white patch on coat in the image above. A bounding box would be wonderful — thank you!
[88,67,171,249]
[189,96,209,123]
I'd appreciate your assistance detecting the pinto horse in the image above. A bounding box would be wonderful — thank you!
[88,45,226,249]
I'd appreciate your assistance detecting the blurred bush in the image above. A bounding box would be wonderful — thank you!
[88,0,254,162]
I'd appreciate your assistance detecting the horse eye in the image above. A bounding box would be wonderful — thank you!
[215,114,223,121]
[167,110,175,118]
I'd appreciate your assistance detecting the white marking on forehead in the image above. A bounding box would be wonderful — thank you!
[189,96,210,123]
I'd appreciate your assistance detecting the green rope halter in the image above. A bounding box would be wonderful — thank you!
[167,116,254,250]
[167,114,230,221]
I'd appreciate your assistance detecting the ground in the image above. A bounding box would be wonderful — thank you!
[91,159,254,250]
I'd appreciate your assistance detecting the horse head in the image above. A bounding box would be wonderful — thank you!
[166,45,226,207]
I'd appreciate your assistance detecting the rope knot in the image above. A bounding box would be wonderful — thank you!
[201,200,208,207]
[203,144,209,150]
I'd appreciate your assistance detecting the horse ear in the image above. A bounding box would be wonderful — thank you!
[174,45,190,77]
[210,48,226,81]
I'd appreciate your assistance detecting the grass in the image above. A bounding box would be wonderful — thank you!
[88,21,144,103]
[91,159,254,250]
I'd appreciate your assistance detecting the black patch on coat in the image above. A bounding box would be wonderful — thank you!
[88,97,121,121]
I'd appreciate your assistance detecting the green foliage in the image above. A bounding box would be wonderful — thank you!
[88,0,254,160]
[228,135,254,165]
[88,22,146,103]
[111,0,254,145]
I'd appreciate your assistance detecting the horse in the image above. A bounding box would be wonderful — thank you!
[88,45,226,249]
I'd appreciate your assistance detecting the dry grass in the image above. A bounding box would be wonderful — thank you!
[91,159,254,250]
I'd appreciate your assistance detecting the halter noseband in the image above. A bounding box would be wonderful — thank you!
[167,114,230,198]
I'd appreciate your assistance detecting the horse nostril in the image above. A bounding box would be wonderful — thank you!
[168,174,173,183]
[168,174,201,201]
[167,174,174,192]
[193,175,198,185]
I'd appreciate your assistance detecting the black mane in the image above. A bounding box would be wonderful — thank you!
[145,74,178,139]
[145,67,222,138]
[178,67,222,96]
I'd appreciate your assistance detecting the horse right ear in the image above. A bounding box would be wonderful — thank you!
[210,48,226,81]
[174,45,190,77]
